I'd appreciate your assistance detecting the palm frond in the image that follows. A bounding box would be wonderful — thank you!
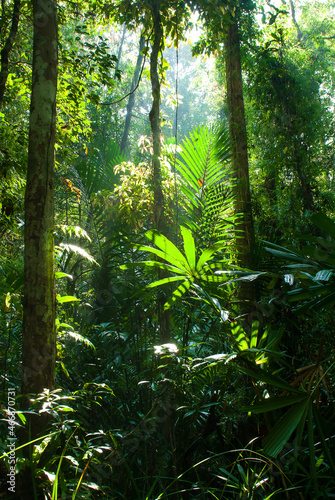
[175,123,235,244]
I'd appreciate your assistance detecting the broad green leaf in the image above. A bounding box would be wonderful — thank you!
[243,394,308,413]
[66,332,95,349]
[55,272,73,280]
[120,260,187,275]
[314,270,333,281]
[56,322,74,330]
[16,412,26,424]
[196,244,224,271]
[301,245,335,265]
[250,321,259,349]
[262,398,311,458]
[145,275,189,289]
[181,226,196,270]
[133,244,189,271]
[163,279,193,311]
[264,246,315,265]
[56,295,80,304]
[287,283,334,301]
[59,243,97,264]
[311,212,335,239]
[294,290,335,313]
[237,362,303,394]
[145,231,190,270]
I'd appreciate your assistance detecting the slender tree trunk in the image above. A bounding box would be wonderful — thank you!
[0,0,20,109]
[225,15,254,271]
[288,0,304,41]
[115,24,126,75]
[149,0,164,233]
[293,142,315,212]
[22,0,58,403]
[149,0,170,342]
[120,32,145,154]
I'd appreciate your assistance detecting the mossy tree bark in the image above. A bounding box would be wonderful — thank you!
[22,0,58,400]
[225,14,255,305]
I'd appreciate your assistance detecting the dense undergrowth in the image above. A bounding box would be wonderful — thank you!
[1,125,335,499]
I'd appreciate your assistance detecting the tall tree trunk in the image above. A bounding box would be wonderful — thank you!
[149,0,170,342]
[22,0,58,403]
[0,0,20,109]
[225,14,255,309]
[225,15,254,271]
[120,32,145,154]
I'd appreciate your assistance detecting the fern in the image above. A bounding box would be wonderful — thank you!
[175,124,236,246]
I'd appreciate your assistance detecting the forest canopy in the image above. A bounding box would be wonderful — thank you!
[1,0,335,498]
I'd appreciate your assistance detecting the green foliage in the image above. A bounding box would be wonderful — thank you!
[245,3,335,241]
[175,123,236,245]
[3,1,335,498]
[121,224,251,312]
[264,212,335,313]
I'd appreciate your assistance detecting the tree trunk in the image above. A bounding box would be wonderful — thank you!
[288,0,304,41]
[149,0,170,342]
[225,15,254,271]
[115,24,126,76]
[120,32,145,154]
[0,0,20,109]
[293,141,315,212]
[22,0,58,402]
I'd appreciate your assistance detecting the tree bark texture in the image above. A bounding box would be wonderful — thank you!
[149,0,164,233]
[22,0,58,397]
[225,15,254,271]
[149,0,170,342]
[0,0,20,109]
[120,32,145,153]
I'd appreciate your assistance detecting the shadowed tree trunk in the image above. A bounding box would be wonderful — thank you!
[22,0,58,404]
[149,0,170,343]
[120,31,145,154]
[0,0,20,109]
[149,0,164,234]
[225,14,255,305]
[225,15,254,269]
[147,6,175,488]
